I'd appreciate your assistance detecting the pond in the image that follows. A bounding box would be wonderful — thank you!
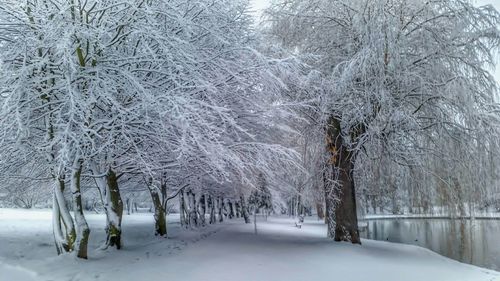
[360,218,500,271]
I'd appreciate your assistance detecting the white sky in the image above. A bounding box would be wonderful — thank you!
[250,0,500,86]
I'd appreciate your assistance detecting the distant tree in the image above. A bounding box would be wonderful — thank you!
[248,173,273,233]
[249,173,273,216]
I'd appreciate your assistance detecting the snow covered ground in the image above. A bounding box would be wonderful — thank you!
[0,209,499,281]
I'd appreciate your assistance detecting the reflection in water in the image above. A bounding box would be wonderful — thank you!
[360,219,500,270]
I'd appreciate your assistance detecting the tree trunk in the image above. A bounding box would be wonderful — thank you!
[90,162,124,250]
[296,194,303,217]
[316,203,325,220]
[187,190,198,227]
[147,181,167,237]
[105,169,123,249]
[218,197,224,222]
[126,198,131,215]
[52,175,76,255]
[332,157,360,243]
[199,194,206,226]
[209,195,216,224]
[70,160,91,259]
[324,177,336,235]
[253,208,258,234]
[391,191,399,215]
[179,189,187,228]
[235,201,241,218]
[240,196,250,224]
[326,116,361,244]
[228,201,235,219]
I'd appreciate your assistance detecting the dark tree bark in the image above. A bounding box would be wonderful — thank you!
[90,162,124,249]
[228,201,235,219]
[218,197,224,222]
[325,116,361,244]
[147,180,167,237]
[209,195,216,224]
[199,194,206,226]
[235,201,241,218]
[240,196,250,224]
[105,169,123,249]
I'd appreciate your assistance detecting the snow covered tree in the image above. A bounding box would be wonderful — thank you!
[1,0,299,255]
[248,173,273,216]
[267,0,500,243]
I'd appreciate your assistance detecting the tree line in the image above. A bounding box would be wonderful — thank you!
[0,0,499,258]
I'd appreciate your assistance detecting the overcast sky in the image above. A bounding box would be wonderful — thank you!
[250,0,500,85]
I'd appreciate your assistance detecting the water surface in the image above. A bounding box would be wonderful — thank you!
[360,219,500,270]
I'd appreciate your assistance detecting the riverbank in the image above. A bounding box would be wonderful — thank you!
[0,208,499,281]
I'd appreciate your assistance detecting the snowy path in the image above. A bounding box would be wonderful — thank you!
[153,218,500,281]
[1,209,499,281]
[93,217,500,281]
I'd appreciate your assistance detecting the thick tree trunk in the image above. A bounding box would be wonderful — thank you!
[240,196,250,224]
[52,176,76,255]
[105,169,123,249]
[332,157,360,243]
[145,178,167,237]
[90,162,124,249]
[149,188,167,236]
[326,116,361,244]
[70,160,91,259]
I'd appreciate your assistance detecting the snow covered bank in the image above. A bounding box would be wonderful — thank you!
[0,209,498,281]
